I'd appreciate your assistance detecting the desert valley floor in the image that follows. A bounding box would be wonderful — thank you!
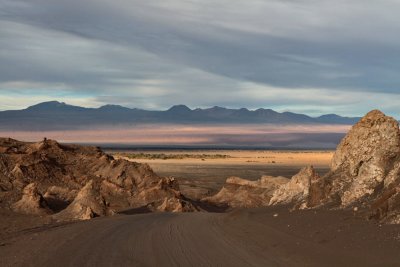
[115,150,333,200]
[2,149,400,266]
[2,207,400,266]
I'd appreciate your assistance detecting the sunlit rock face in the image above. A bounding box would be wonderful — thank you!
[206,110,400,224]
[12,183,52,216]
[269,166,320,209]
[329,110,400,206]
[0,138,197,221]
[52,180,108,221]
[203,176,289,208]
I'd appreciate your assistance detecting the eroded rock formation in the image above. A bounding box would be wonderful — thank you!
[53,180,108,221]
[206,110,400,223]
[203,175,289,208]
[269,166,320,209]
[3,109,400,224]
[0,138,197,220]
[12,183,52,215]
[325,110,400,207]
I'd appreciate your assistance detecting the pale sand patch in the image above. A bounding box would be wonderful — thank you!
[115,150,333,167]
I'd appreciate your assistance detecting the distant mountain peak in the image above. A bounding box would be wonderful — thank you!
[211,106,225,109]
[204,106,227,112]
[318,114,342,118]
[26,101,66,110]
[167,105,192,112]
[316,113,360,124]
[25,101,85,112]
[254,108,277,114]
[98,104,130,111]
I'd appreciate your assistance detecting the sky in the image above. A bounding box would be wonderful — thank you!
[1,0,400,117]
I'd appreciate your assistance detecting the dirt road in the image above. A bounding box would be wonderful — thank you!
[1,208,400,267]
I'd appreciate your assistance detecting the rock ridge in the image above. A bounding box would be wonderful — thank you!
[0,138,197,221]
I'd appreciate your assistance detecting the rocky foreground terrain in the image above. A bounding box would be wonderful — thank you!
[2,109,400,266]
[2,109,400,225]
[205,110,400,224]
[0,138,196,221]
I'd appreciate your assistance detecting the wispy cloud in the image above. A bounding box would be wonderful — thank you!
[1,0,400,116]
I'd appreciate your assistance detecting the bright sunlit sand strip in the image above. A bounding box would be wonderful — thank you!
[116,150,334,167]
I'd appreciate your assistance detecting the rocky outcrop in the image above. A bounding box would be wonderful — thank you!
[12,183,52,215]
[284,110,400,217]
[157,197,197,212]
[203,175,289,208]
[301,110,400,223]
[370,186,400,224]
[269,166,320,208]
[44,186,78,212]
[53,180,107,221]
[205,110,400,224]
[0,138,197,220]
[205,167,323,209]
[326,110,400,207]
[307,171,329,208]
[269,110,400,215]
[44,186,77,202]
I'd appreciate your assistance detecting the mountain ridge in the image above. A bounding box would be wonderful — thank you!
[0,101,362,131]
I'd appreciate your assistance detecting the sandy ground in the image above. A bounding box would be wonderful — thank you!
[116,150,333,200]
[1,207,400,267]
[0,209,53,241]
[116,150,334,166]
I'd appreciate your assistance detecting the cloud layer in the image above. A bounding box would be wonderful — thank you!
[1,0,400,116]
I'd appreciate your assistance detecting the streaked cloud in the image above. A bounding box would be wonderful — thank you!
[1,0,400,116]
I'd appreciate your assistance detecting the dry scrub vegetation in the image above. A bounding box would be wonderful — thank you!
[116,153,232,160]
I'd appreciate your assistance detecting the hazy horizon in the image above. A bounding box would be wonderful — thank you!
[0,123,350,149]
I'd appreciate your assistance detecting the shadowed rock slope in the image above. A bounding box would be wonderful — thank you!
[206,110,400,223]
[0,138,196,220]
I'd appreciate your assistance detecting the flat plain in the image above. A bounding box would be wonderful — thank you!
[115,150,333,199]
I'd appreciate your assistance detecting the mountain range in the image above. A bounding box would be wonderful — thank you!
[0,101,361,131]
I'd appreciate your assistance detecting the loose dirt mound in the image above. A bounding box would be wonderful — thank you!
[0,138,196,220]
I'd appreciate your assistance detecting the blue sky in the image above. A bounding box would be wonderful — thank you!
[1,0,400,116]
